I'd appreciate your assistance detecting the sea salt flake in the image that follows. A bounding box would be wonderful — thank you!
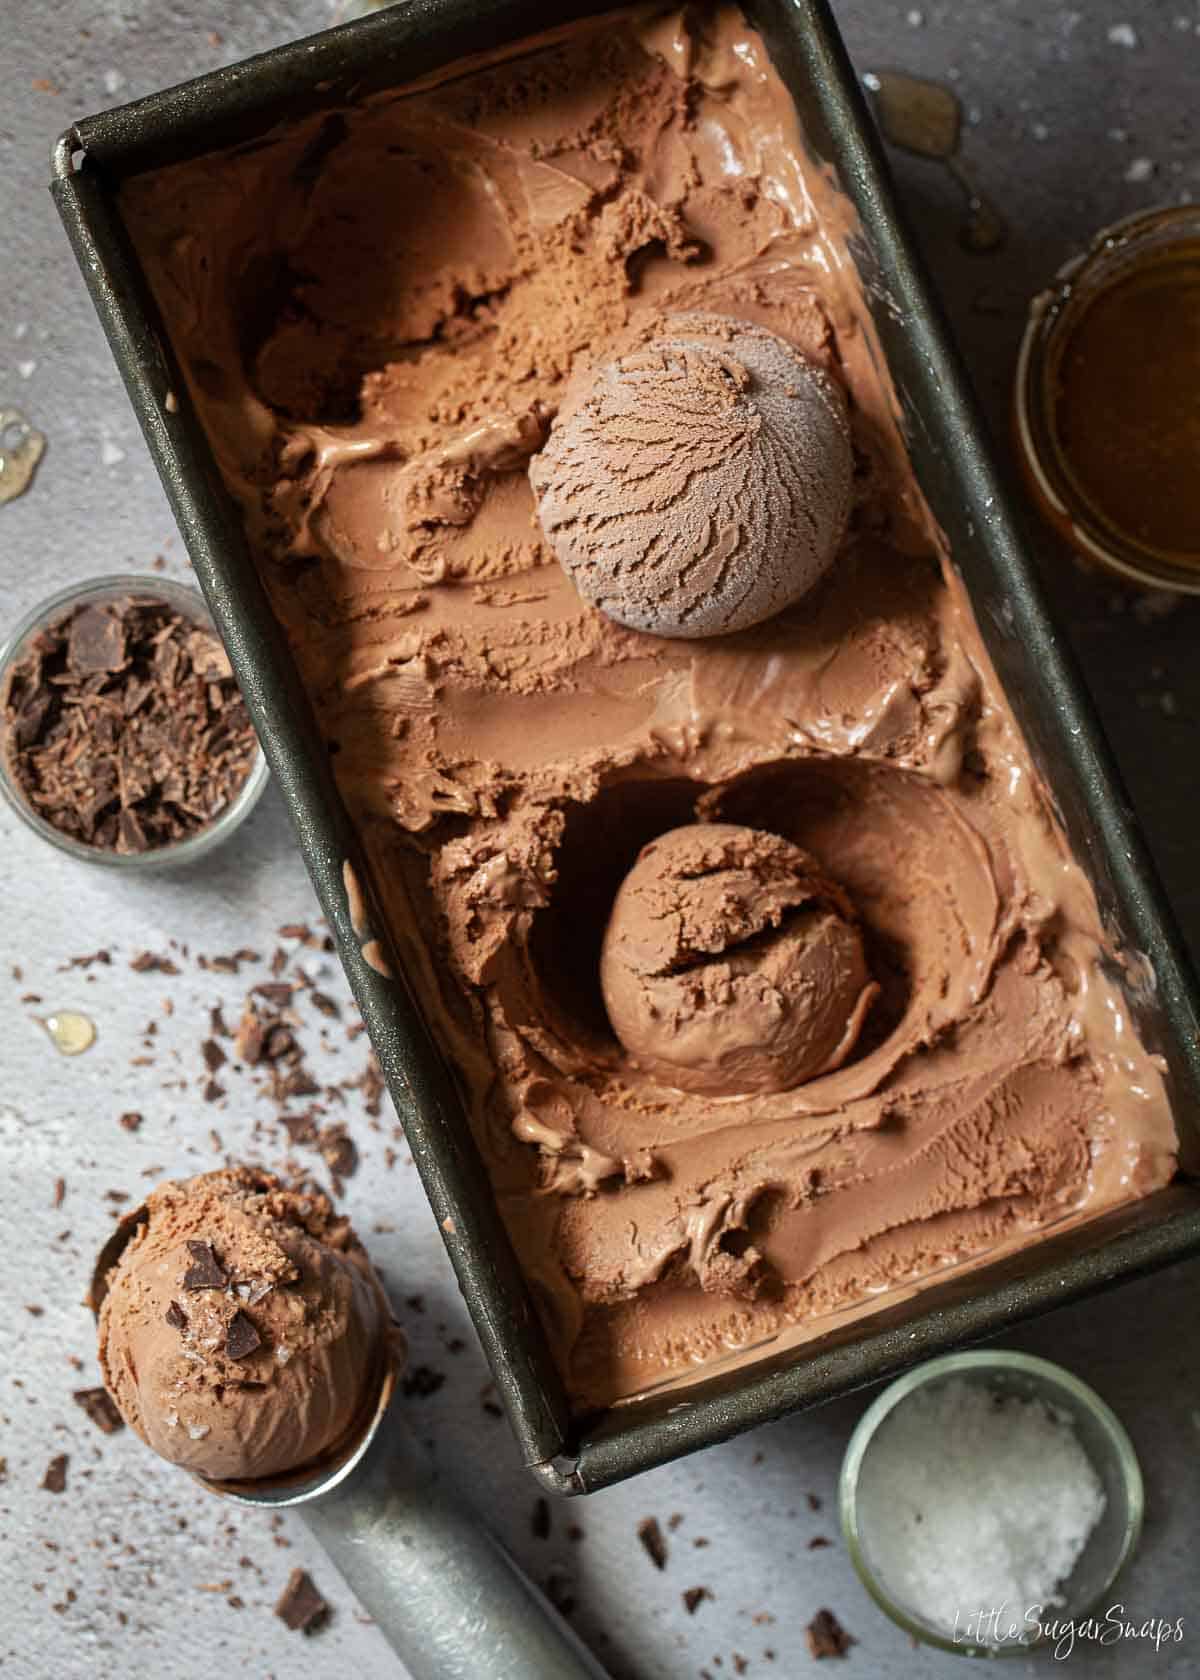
[855,1377,1105,1646]
[1106,22,1138,47]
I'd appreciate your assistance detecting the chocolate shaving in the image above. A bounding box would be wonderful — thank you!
[201,1038,227,1073]
[41,1454,69,1494]
[401,1365,446,1399]
[183,1239,228,1290]
[2,595,257,853]
[72,1388,124,1434]
[319,1124,358,1179]
[806,1609,855,1658]
[637,1516,668,1571]
[165,1300,187,1330]
[275,1568,330,1634]
[225,1310,261,1360]
[130,951,180,974]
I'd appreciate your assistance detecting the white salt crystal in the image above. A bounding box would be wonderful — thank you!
[856,1378,1105,1644]
[1125,157,1156,183]
[1107,22,1138,47]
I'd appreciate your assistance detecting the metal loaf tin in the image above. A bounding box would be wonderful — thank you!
[52,0,1200,1495]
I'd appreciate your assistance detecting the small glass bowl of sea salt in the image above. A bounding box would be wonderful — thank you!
[839,1351,1143,1657]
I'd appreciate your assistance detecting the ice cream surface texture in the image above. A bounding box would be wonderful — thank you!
[98,1169,393,1481]
[529,316,852,636]
[120,4,1177,1409]
[600,824,877,1094]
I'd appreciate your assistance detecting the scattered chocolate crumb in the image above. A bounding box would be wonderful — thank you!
[543,1567,575,1618]
[209,1004,230,1038]
[806,1493,822,1512]
[806,1610,854,1659]
[402,1365,446,1399]
[808,1536,832,1550]
[532,1498,551,1540]
[202,1078,225,1104]
[637,1516,668,1571]
[278,922,313,941]
[52,1177,65,1209]
[25,1303,44,1317]
[72,1388,124,1434]
[59,949,111,971]
[201,1038,227,1073]
[683,1587,712,1615]
[225,1310,261,1360]
[734,1658,749,1677]
[479,1383,503,1419]
[130,952,181,974]
[667,1512,684,1531]
[275,1568,330,1634]
[118,1111,143,1132]
[693,1537,710,1549]
[0,601,256,848]
[567,1523,585,1543]
[309,990,340,1018]
[165,1301,187,1330]
[183,1239,228,1290]
[0,1458,6,1483]
[42,1455,69,1494]
[227,1595,245,1610]
[319,1124,358,1179]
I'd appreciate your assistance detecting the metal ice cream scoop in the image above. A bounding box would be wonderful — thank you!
[91,1211,607,1680]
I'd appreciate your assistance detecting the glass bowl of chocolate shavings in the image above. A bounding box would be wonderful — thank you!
[0,575,268,868]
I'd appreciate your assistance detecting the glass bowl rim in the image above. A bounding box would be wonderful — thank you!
[0,571,269,869]
[838,1348,1144,1659]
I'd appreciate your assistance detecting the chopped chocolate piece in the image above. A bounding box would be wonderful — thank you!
[532,1497,551,1540]
[401,1365,446,1399]
[274,1568,330,1634]
[209,1004,230,1038]
[806,1493,822,1512]
[118,1111,143,1132]
[225,1310,262,1360]
[3,596,256,854]
[72,1388,124,1434]
[683,1587,712,1615]
[130,952,180,974]
[667,1512,684,1531]
[183,1239,228,1290]
[278,923,314,941]
[201,1038,227,1073]
[309,990,340,1018]
[319,1125,358,1179]
[808,1536,832,1550]
[164,1300,188,1330]
[25,1303,44,1316]
[42,1454,69,1494]
[202,1078,225,1103]
[52,1177,65,1208]
[59,949,112,971]
[255,982,294,1007]
[234,1008,266,1065]
[637,1517,668,1571]
[806,1610,854,1659]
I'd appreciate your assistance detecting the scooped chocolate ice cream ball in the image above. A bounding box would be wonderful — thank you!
[600,824,878,1096]
[529,314,852,638]
[97,1167,396,1483]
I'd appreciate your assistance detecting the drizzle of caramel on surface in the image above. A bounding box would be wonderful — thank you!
[1052,241,1200,560]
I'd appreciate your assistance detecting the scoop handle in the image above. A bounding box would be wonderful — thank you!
[301,1420,607,1680]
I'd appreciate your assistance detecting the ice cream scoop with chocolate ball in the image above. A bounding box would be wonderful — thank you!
[97,1167,397,1483]
[600,824,878,1096]
[529,314,853,637]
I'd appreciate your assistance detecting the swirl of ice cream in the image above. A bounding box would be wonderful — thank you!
[600,823,878,1095]
[529,315,852,638]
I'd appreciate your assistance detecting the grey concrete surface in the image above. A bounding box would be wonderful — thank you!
[1,2,1196,1677]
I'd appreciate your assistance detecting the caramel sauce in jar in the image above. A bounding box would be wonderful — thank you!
[1016,208,1200,590]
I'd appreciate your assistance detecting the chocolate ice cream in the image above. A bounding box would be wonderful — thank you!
[119,5,1177,1409]
[529,316,852,636]
[97,1168,394,1481]
[601,824,877,1094]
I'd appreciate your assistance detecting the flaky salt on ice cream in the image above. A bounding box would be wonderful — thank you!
[601,824,878,1095]
[97,1168,394,1482]
[530,316,852,637]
